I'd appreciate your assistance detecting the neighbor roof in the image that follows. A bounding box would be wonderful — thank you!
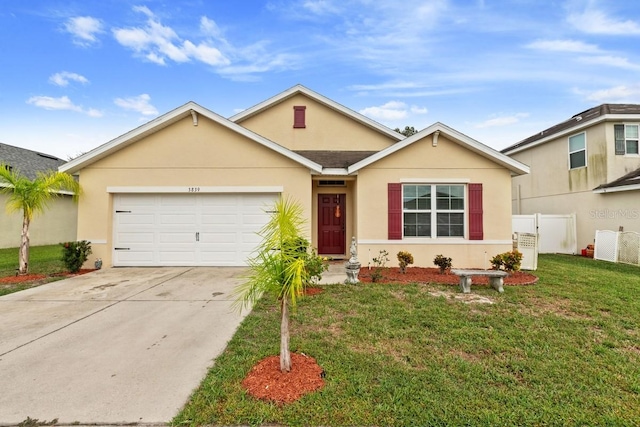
[593,167,640,193]
[0,142,66,180]
[502,104,640,155]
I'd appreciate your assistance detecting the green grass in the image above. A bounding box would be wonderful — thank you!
[0,245,66,296]
[174,254,640,426]
[0,244,65,277]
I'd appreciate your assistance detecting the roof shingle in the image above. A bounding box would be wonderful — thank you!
[0,143,66,180]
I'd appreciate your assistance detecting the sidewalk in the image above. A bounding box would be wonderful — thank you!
[317,261,348,284]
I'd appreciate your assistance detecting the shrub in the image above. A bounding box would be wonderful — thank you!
[397,251,414,273]
[371,249,389,282]
[433,254,452,274]
[60,240,92,273]
[490,250,523,272]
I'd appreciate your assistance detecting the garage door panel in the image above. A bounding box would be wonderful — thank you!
[159,232,196,244]
[116,232,155,244]
[201,214,237,225]
[160,214,197,225]
[114,250,154,264]
[117,214,155,226]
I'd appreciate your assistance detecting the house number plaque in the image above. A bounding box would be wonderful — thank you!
[188,187,201,192]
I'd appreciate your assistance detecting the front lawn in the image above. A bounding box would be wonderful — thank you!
[0,244,67,295]
[174,254,640,426]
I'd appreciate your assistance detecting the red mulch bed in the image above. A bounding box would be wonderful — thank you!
[242,352,325,405]
[304,286,324,296]
[358,267,538,286]
[0,269,95,285]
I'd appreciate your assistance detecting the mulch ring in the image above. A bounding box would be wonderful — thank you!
[358,267,538,286]
[0,269,95,285]
[242,352,325,405]
[304,286,324,296]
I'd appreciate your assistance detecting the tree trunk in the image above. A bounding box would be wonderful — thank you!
[280,298,292,372]
[18,214,30,275]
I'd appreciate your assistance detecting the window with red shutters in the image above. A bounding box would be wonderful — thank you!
[293,106,306,128]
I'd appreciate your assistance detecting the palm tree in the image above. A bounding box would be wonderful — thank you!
[234,196,312,373]
[0,164,81,274]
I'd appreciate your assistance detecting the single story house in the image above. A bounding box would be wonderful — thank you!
[60,85,529,269]
[1,142,77,248]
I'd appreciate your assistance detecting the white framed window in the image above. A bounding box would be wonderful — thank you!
[568,132,586,169]
[402,184,465,238]
[614,124,639,155]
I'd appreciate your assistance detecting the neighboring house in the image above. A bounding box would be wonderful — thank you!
[0,142,78,248]
[60,85,528,269]
[502,104,640,250]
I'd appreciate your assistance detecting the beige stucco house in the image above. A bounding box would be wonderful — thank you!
[1,143,77,249]
[60,85,528,269]
[503,104,640,249]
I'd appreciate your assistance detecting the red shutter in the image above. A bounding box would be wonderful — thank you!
[293,106,306,128]
[388,183,402,240]
[468,183,483,240]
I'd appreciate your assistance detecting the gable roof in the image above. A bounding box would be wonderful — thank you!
[60,102,323,175]
[230,84,405,142]
[593,167,640,193]
[294,151,378,168]
[502,104,640,155]
[349,122,530,176]
[0,142,66,180]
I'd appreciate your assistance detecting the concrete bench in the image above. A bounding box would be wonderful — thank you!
[451,269,509,293]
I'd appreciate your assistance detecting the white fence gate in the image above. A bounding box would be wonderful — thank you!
[595,230,640,266]
[512,213,577,255]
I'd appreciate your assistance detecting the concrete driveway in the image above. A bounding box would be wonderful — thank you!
[0,267,250,425]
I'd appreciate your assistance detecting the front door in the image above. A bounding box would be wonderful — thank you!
[318,194,346,255]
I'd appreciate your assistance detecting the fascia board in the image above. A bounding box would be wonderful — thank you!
[348,122,530,176]
[60,101,323,174]
[593,183,640,194]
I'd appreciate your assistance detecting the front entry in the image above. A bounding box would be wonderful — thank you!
[318,194,346,255]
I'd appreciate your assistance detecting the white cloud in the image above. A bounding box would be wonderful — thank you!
[26,95,103,117]
[525,39,600,53]
[114,94,158,116]
[583,85,640,103]
[578,55,640,71]
[360,101,409,121]
[568,5,640,35]
[411,106,428,114]
[64,16,104,46]
[303,0,339,15]
[49,71,89,87]
[112,7,229,67]
[475,113,529,128]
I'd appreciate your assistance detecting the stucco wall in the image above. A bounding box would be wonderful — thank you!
[237,93,397,151]
[0,194,77,249]
[75,116,312,267]
[356,134,514,268]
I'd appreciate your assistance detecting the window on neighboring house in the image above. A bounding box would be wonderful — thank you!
[569,132,586,169]
[614,124,639,155]
[402,184,465,238]
[293,106,306,128]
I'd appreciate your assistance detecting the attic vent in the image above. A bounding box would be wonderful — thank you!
[318,180,346,187]
[4,164,12,172]
[575,116,582,121]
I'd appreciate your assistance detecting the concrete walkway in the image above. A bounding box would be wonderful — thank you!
[0,267,249,425]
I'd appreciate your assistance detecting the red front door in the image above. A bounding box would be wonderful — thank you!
[318,194,346,255]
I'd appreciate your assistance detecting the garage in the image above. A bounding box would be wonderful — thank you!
[112,193,278,266]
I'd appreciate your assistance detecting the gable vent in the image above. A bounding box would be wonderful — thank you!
[318,180,346,187]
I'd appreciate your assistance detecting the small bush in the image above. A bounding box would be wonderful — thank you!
[433,254,452,274]
[490,250,523,272]
[397,251,414,273]
[60,240,92,273]
[371,250,389,282]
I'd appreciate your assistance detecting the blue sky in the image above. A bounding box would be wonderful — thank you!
[2,0,640,160]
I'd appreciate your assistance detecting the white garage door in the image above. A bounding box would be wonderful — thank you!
[113,193,277,266]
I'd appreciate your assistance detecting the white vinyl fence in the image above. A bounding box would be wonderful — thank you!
[512,213,577,255]
[595,230,640,266]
